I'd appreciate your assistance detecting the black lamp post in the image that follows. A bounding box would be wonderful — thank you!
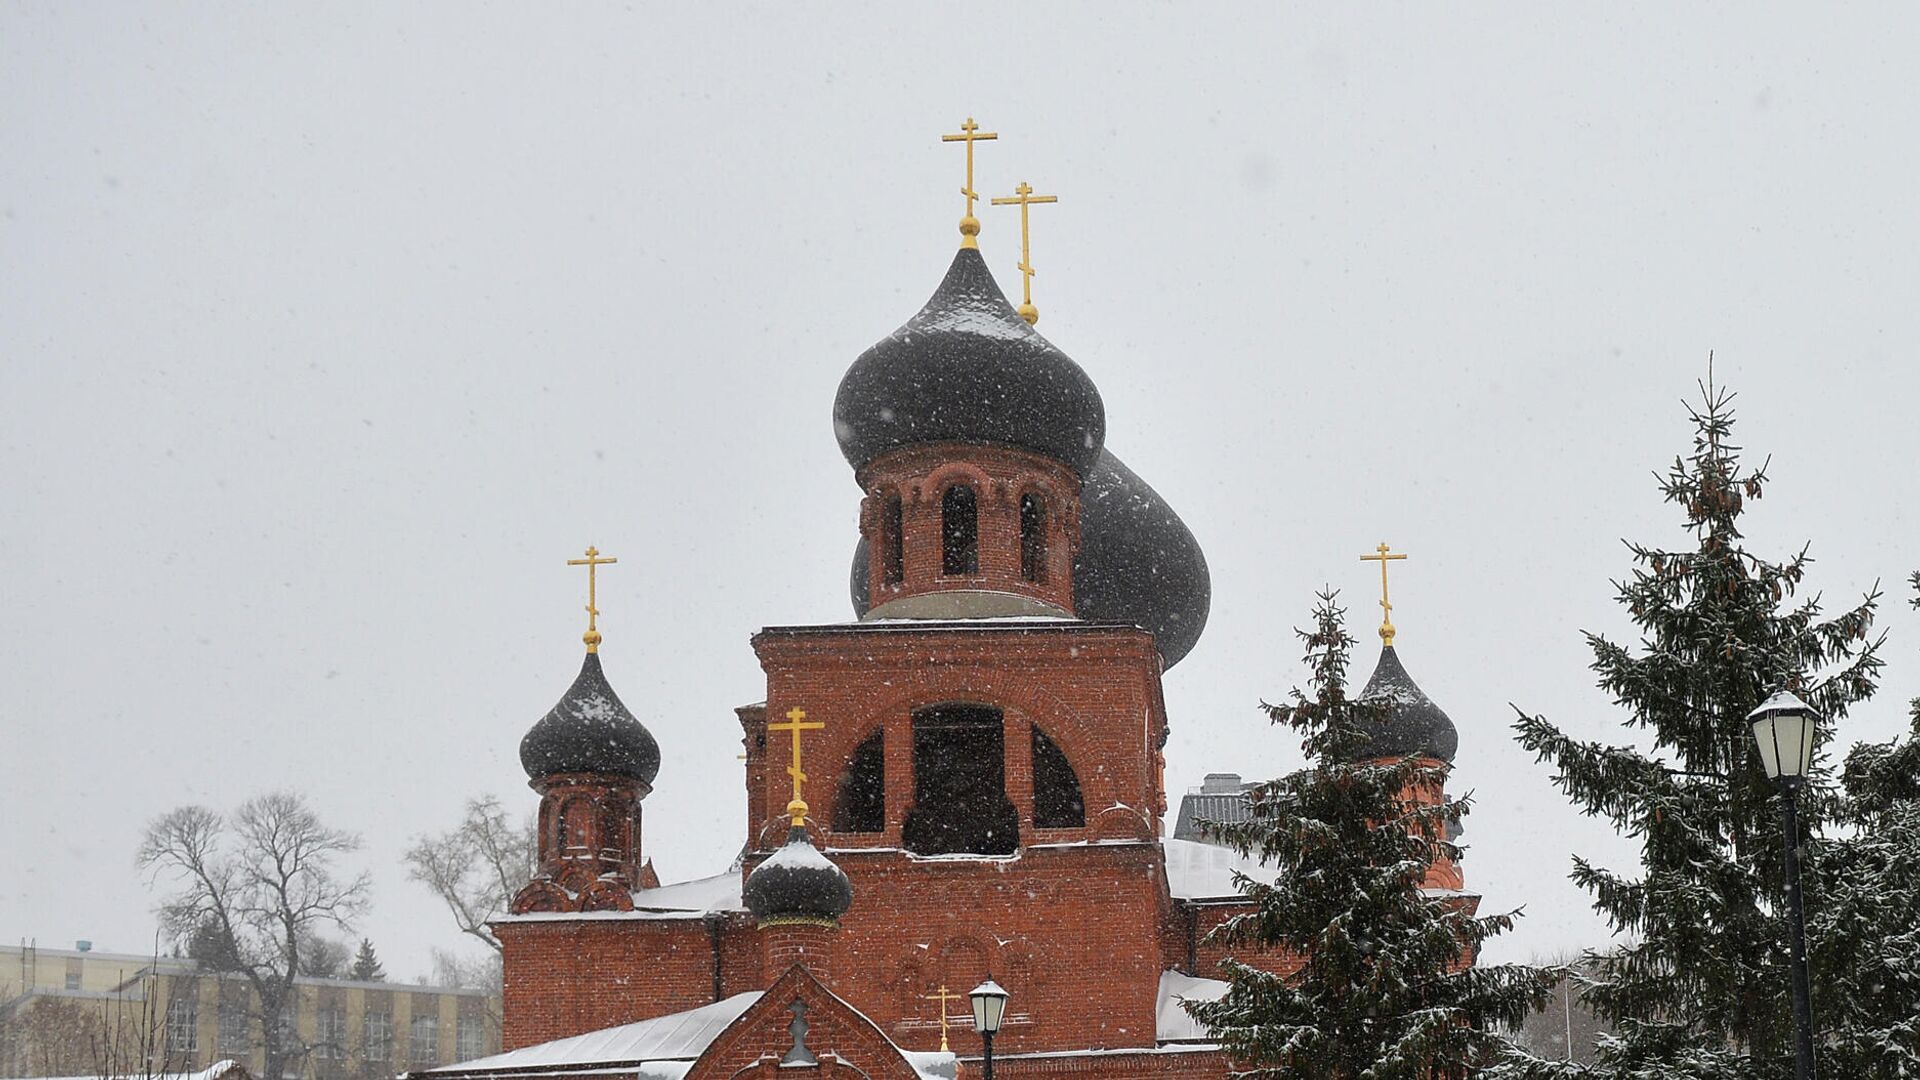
[1749,689,1820,1080]
[969,977,1008,1080]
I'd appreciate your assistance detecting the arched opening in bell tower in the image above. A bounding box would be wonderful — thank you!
[941,485,979,576]
[1019,493,1048,582]
[902,703,1018,856]
[834,729,886,834]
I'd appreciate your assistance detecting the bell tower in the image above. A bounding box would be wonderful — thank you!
[740,118,1215,1056]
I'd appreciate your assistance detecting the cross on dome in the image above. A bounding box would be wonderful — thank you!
[768,706,825,827]
[941,116,999,248]
[1360,542,1408,646]
[991,181,1059,325]
[566,545,619,653]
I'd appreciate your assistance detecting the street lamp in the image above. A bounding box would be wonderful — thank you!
[1749,689,1819,1080]
[969,978,1008,1080]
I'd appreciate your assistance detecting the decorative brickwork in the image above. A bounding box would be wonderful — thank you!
[508,773,650,914]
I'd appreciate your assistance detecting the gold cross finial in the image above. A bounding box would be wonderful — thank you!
[940,117,999,249]
[767,706,826,827]
[565,546,619,653]
[990,181,1058,325]
[923,985,963,1051]
[1359,542,1409,646]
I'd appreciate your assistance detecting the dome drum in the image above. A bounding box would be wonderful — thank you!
[856,442,1081,620]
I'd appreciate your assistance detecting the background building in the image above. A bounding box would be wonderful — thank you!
[1,942,498,1078]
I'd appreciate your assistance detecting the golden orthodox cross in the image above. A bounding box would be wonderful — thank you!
[990,181,1058,325]
[767,706,825,827]
[1359,542,1408,646]
[940,117,999,249]
[566,546,618,653]
[923,985,963,1051]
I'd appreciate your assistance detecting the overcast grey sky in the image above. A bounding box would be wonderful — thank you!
[4,5,1916,982]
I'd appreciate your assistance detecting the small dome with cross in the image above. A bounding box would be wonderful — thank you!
[519,651,662,784]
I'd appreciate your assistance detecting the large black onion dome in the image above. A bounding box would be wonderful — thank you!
[833,246,1106,477]
[1356,646,1458,762]
[1073,451,1211,667]
[847,449,1212,669]
[743,825,853,925]
[518,652,661,784]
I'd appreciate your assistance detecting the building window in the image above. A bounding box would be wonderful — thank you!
[902,703,1018,856]
[166,994,198,1053]
[881,493,905,584]
[1019,493,1048,583]
[364,1009,393,1059]
[834,729,885,833]
[410,1012,440,1063]
[457,1014,487,1060]
[1032,725,1086,828]
[941,485,978,576]
[64,971,81,990]
[314,1005,347,1059]
[218,1003,249,1055]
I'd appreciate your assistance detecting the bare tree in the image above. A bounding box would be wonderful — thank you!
[404,796,535,954]
[139,791,370,1080]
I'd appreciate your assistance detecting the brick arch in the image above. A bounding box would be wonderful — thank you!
[920,462,992,503]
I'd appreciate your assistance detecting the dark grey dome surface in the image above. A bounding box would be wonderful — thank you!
[518,652,662,784]
[1072,450,1211,668]
[744,825,853,923]
[833,246,1106,477]
[847,449,1211,669]
[1356,645,1458,762]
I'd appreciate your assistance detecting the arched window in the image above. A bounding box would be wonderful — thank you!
[1031,725,1085,828]
[835,730,886,833]
[882,494,905,584]
[1019,493,1048,583]
[941,485,979,576]
[902,703,1018,855]
[558,797,592,853]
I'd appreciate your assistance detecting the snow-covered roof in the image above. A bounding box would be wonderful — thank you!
[1156,969,1228,1043]
[1162,836,1274,901]
[419,993,761,1074]
[418,989,956,1080]
[17,1061,246,1080]
[632,869,745,913]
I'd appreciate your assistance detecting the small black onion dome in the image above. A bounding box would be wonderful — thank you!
[743,825,853,925]
[846,449,1213,669]
[518,652,661,784]
[833,246,1106,478]
[1356,646,1459,762]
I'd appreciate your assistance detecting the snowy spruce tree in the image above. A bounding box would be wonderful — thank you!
[1506,378,1883,1078]
[1807,570,1920,1072]
[1187,591,1554,1079]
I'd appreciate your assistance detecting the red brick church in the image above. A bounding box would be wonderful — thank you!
[416,133,1469,1080]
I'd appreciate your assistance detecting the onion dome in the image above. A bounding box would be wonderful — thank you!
[1356,646,1458,762]
[743,824,853,926]
[832,246,1106,478]
[1073,450,1211,668]
[519,652,662,784]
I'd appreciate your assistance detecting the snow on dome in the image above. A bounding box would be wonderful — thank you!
[833,246,1106,478]
[1355,645,1458,763]
[743,824,853,924]
[518,651,662,783]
